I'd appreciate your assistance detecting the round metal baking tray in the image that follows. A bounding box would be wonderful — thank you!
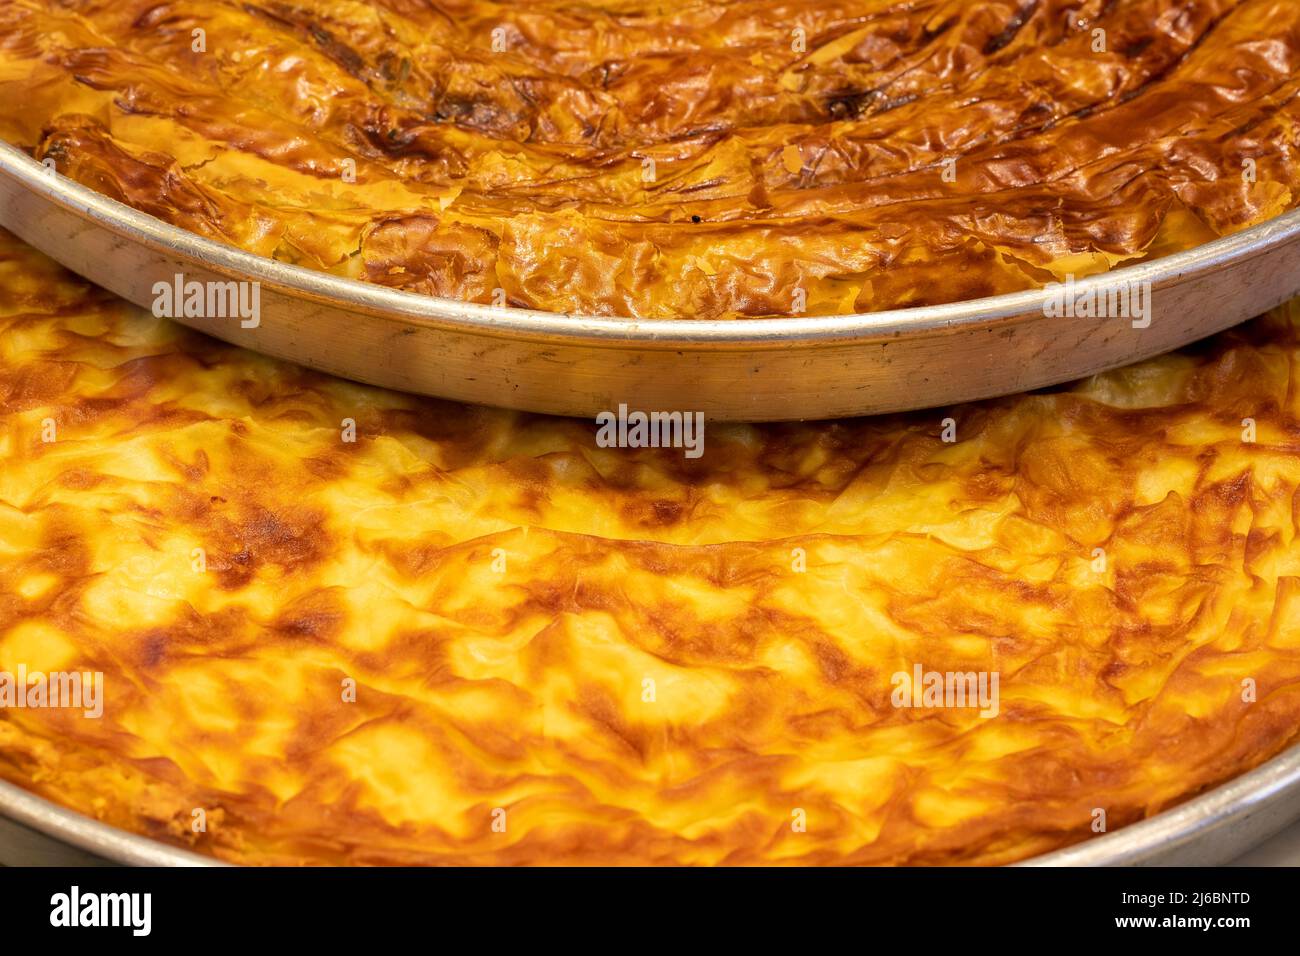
[2,739,1298,865]
[2,143,1299,866]
[2,142,1299,422]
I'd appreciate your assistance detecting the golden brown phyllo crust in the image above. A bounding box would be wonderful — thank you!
[0,226,1298,864]
[0,0,1297,318]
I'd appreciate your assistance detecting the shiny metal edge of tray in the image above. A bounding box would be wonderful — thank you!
[2,142,1300,421]
[2,738,1297,866]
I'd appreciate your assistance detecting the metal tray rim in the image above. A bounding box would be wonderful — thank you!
[3,141,1300,349]
[2,738,1297,866]
[0,778,222,866]
[1022,739,1300,866]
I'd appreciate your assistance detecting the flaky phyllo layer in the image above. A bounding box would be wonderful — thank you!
[0,0,1297,318]
[0,229,1299,864]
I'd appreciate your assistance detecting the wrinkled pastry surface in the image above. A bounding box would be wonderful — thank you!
[0,0,1297,317]
[1,228,1299,864]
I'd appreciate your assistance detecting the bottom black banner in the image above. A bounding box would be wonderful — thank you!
[0,864,1284,943]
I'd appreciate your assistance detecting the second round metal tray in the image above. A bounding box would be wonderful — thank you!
[2,142,1299,422]
[2,139,1300,865]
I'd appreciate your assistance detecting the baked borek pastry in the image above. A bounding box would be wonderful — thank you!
[0,0,1296,318]
[1,227,1299,864]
